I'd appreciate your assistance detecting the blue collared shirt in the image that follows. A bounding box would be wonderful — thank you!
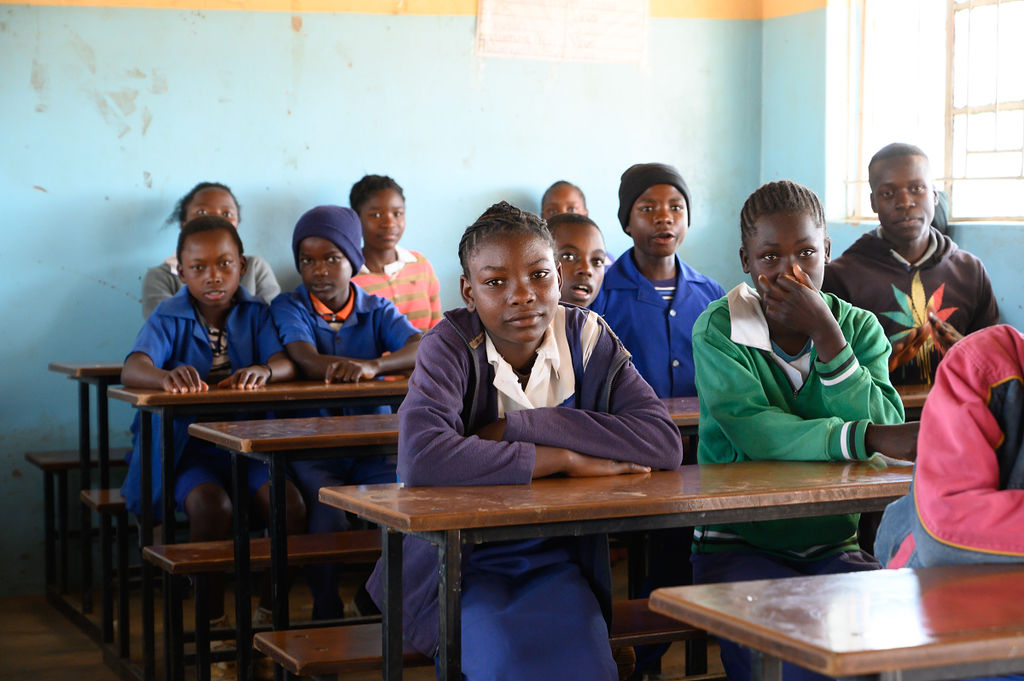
[591,248,725,398]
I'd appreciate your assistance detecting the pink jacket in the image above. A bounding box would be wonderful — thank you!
[877,325,1024,567]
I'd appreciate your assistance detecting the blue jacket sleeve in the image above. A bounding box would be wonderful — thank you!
[270,293,317,347]
[375,299,421,353]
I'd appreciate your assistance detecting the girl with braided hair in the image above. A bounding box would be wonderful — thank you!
[690,180,918,681]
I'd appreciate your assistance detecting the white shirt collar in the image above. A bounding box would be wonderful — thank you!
[726,283,812,390]
[727,283,773,352]
[357,245,417,277]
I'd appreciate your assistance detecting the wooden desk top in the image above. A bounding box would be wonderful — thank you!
[49,362,123,378]
[189,414,400,452]
[896,384,929,410]
[186,397,702,452]
[662,397,699,429]
[108,378,409,407]
[650,563,1024,678]
[319,461,913,533]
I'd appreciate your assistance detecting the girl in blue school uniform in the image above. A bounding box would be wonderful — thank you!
[590,162,725,676]
[121,215,306,629]
[270,205,421,620]
[364,201,683,681]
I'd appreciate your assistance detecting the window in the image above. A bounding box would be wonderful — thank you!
[848,0,1024,221]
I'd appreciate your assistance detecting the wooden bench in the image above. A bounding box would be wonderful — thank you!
[25,448,129,596]
[142,530,383,681]
[80,488,130,659]
[253,598,712,679]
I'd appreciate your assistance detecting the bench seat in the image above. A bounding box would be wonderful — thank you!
[141,530,382,573]
[254,598,707,677]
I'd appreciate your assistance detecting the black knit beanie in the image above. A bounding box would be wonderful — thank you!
[617,162,691,231]
[291,205,365,273]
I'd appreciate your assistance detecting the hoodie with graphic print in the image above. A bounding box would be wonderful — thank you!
[823,226,998,385]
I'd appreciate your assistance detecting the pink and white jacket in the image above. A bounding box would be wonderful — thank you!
[876,325,1024,568]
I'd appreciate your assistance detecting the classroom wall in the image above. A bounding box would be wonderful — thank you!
[0,4,764,596]
[3,1,1021,597]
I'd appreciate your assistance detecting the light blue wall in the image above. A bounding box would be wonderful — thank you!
[1,6,761,595]
[760,9,827,194]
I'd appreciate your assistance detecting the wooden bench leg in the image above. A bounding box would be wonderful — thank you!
[116,509,131,660]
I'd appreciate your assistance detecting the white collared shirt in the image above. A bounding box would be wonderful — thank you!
[357,245,418,278]
[727,283,813,391]
[485,306,601,416]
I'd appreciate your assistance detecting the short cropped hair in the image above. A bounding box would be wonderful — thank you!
[868,143,929,189]
[541,181,587,209]
[739,180,826,243]
[167,181,238,226]
[458,201,553,276]
[176,215,245,264]
[545,212,600,239]
[349,175,405,214]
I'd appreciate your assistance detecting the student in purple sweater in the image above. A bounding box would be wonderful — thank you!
[365,201,683,681]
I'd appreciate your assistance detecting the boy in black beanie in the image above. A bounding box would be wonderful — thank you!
[591,163,724,678]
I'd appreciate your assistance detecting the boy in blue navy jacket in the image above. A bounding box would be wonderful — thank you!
[271,205,421,619]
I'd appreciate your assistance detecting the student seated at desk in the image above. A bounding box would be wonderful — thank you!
[691,181,918,681]
[876,324,1024,570]
[141,181,281,318]
[822,143,998,385]
[547,212,607,308]
[349,175,443,331]
[364,201,683,681]
[122,215,305,644]
[271,205,421,620]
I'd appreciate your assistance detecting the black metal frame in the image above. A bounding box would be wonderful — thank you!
[132,392,403,681]
[372,494,903,681]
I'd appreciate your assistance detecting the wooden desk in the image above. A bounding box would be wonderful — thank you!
[48,362,123,623]
[319,461,914,681]
[650,563,1024,681]
[110,379,408,681]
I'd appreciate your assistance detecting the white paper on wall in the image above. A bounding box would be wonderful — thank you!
[475,0,648,64]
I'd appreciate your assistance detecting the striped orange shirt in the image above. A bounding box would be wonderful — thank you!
[352,248,442,331]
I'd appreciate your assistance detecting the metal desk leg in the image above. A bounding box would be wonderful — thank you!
[79,381,93,615]
[195,573,211,681]
[269,455,289,630]
[232,452,252,681]
[98,381,110,488]
[140,411,155,681]
[116,506,131,660]
[382,529,403,681]
[437,530,462,681]
[161,407,177,681]
[100,504,114,643]
[750,649,782,681]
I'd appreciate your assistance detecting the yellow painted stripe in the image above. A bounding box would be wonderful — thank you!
[3,0,826,18]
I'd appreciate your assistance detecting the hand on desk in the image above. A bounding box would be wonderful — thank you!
[864,422,920,461]
[325,357,380,384]
[161,365,209,393]
[217,364,271,390]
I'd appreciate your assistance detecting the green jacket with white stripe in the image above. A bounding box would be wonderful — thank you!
[691,284,904,560]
